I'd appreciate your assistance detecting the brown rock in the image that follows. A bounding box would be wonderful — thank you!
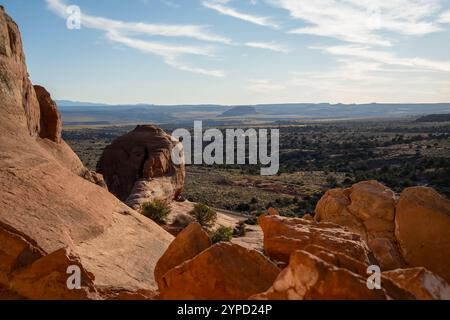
[302,244,369,277]
[315,181,405,270]
[0,7,173,298]
[34,85,62,143]
[252,250,388,300]
[258,214,372,265]
[383,268,450,300]
[395,187,450,283]
[159,243,280,300]
[97,125,185,210]
[11,247,99,300]
[154,222,211,287]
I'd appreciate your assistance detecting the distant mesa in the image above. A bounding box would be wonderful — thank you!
[415,114,450,123]
[220,106,258,117]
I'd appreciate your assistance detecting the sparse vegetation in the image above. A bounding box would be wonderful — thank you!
[189,203,217,228]
[64,120,450,218]
[211,227,233,244]
[141,199,171,225]
[233,222,247,237]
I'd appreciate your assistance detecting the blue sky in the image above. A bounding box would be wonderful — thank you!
[3,0,450,105]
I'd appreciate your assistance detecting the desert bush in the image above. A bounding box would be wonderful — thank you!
[211,227,233,244]
[245,217,258,225]
[141,199,171,225]
[233,222,247,237]
[189,203,217,228]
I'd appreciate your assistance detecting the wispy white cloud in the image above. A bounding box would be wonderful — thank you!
[439,10,450,23]
[245,41,289,53]
[271,0,445,46]
[46,0,227,77]
[315,45,450,72]
[202,0,279,29]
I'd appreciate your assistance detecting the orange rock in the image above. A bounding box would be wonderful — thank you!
[315,181,405,270]
[302,244,369,277]
[251,250,388,300]
[97,125,185,210]
[258,214,372,265]
[383,268,450,300]
[395,187,450,283]
[154,222,211,288]
[268,207,279,216]
[159,243,280,300]
[0,7,173,297]
[11,247,99,300]
[34,85,62,143]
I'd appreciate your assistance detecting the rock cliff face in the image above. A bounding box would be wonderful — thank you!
[0,7,173,299]
[97,125,185,210]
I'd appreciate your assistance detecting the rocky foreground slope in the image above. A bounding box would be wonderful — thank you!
[0,7,173,299]
[0,7,449,300]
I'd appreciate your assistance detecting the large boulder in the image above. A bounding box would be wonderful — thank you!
[154,222,211,287]
[34,85,62,143]
[315,181,405,270]
[0,7,173,298]
[251,250,388,300]
[97,125,185,210]
[258,214,373,266]
[158,243,280,300]
[383,268,450,300]
[395,187,450,283]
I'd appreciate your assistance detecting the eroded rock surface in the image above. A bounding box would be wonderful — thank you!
[395,187,450,283]
[315,181,405,270]
[154,222,211,288]
[97,125,185,210]
[158,243,280,300]
[0,7,173,298]
[258,214,372,266]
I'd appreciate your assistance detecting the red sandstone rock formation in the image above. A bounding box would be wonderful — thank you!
[158,243,280,300]
[97,125,185,210]
[0,7,173,299]
[258,214,373,265]
[154,222,211,288]
[315,181,405,270]
[395,187,450,283]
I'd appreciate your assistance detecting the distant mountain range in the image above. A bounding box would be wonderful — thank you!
[221,106,258,117]
[56,100,111,107]
[58,102,450,126]
[415,114,450,123]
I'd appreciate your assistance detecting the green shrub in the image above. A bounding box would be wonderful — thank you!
[244,217,258,225]
[189,203,217,228]
[141,199,171,225]
[211,227,233,244]
[233,222,247,237]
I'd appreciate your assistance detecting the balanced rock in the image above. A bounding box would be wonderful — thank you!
[154,222,211,288]
[258,214,372,265]
[315,181,405,270]
[395,187,450,283]
[97,125,185,210]
[159,243,280,300]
